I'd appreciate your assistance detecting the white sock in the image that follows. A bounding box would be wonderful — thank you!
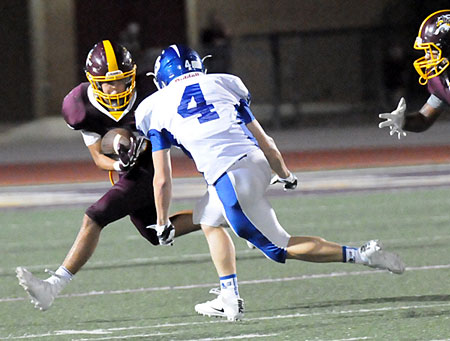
[55,266,73,280]
[46,266,73,286]
[220,274,239,298]
[342,246,365,264]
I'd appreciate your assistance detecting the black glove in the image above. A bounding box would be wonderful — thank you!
[270,172,298,191]
[117,136,148,171]
[147,221,175,246]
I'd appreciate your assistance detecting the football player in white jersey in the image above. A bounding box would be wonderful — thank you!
[135,44,406,321]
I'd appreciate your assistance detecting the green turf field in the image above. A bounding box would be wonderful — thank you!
[1,187,449,340]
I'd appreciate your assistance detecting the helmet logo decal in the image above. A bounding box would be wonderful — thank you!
[435,14,450,35]
[436,14,450,27]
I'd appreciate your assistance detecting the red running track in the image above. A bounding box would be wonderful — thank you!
[1,145,450,186]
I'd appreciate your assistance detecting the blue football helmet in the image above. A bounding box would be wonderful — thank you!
[153,44,206,89]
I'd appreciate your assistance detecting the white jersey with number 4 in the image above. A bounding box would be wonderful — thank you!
[135,72,259,184]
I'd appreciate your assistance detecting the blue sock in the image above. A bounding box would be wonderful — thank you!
[220,274,239,297]
[342,246,364,264]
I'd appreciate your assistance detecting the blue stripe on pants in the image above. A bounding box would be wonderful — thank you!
[215,172,287,263]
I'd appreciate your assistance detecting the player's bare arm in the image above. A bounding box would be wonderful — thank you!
[87,140,117,171]
[403,102,442,132]
[246,120,290,178]
[247,120,297,190]
[152,148,172,225]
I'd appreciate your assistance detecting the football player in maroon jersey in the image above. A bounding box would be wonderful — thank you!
[16,40,200,311]
[379,9,450,137]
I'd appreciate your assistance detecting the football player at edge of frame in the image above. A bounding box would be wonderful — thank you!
[135,44,406,321]
[379,9,450,138]
[15,40,201,311]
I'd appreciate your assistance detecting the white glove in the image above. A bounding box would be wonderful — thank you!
[270,172,298,191]
[147,220,175,246]
[378,97,407,139]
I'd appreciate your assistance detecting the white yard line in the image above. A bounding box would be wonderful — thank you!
[1,302,449,340]
[77,333,278,341]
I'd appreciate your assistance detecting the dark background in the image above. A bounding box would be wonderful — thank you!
[1,0,449,125]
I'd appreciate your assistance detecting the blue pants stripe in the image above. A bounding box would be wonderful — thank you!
[215,173,287,263]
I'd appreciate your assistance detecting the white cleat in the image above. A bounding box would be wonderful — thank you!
[360,240,405,274]
[16,267,68,311]
[195,288,244,321]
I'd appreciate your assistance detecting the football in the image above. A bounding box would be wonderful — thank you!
[100,128,134,155]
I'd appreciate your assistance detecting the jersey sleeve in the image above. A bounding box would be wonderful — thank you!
[218,74,251,103]
[61,84,88,130]
[135,94,173,152]
[426,94,445,109]
[81,130,101,146]
[135,97,153,138]
[235,99,255,124]
[149,129,174,151]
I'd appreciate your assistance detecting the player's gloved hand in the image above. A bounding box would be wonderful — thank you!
[117,136,148,171]
[378,97,407,139]
[147,220,175,246]
[270,172,298,191]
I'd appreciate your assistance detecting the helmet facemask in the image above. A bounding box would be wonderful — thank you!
[413,10,450,85]
[413,38,449,85]
[86,66,136,111]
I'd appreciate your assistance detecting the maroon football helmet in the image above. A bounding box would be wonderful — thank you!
[85,40,137,120]
[413,9,450,85]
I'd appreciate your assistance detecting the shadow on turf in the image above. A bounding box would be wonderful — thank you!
[248,294,450,313]
[0,253,263,277]
[70,295,450,325]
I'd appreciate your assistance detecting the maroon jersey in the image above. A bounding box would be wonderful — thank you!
[61,75,159,245]
[427,76,450,105]
[62,75,155,168]
[62,75,154,136]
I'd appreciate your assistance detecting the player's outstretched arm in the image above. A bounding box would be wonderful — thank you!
[379,99,442,136]
[378,97,407,139]
[246,120,297,190]
[402,102,442,132]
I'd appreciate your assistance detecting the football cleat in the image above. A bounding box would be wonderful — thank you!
[359,240,405,274]
[195,288,244,321]
[16,267,69,311]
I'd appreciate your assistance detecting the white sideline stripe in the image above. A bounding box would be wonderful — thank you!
[2,303,449,340]
[76,333,278,341]
[75,331,180,340]
[2,264,449,303]
[176,334,279,341]
[305,336,373,341]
